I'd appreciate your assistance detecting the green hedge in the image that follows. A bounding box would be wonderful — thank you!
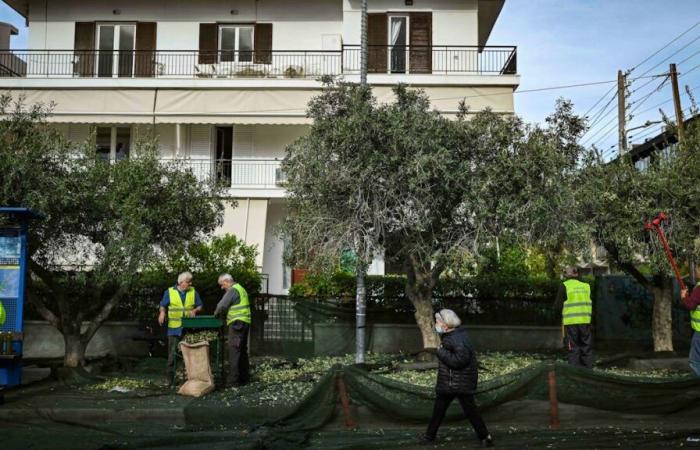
[288,271,561,302]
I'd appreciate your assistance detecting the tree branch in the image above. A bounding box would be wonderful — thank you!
[604,241,653,290]
[81,285,127,344]
[25,277,62,332]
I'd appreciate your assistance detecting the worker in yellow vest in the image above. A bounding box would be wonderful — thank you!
[0,299,5,326]
[158,271,203,386]
[554,267,594,368]
[214,273,251,387]
[681,264,700,377]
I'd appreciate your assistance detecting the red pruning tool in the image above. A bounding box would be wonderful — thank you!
[644,212,687,292]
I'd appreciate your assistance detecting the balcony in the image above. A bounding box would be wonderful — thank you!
[0,45,517,79]
[161,158,286,192]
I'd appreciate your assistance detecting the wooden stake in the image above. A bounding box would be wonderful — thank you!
[336,376,357,429]
[548,369,560,429]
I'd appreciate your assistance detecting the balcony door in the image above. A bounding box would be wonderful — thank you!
[215,126,233,186]
[388,15,408,74]
[97,24,136,77]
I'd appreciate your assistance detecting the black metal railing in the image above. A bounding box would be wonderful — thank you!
[0,46,517,78]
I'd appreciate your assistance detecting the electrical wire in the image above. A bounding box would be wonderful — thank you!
[628,20,700,74]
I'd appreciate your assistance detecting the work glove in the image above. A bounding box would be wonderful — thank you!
[562,336,572,351]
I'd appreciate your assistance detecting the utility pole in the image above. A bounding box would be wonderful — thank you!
[617,70,627,156]
[669,63,685,143]
[669,63,692,284]
[356,0,369,365]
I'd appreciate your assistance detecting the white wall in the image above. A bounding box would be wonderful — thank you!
[262,199,288,294]
[26,0,342,51]
[342,0,478,46]
[252,124,307,159]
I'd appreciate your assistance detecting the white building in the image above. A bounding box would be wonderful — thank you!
[0,0,518,294]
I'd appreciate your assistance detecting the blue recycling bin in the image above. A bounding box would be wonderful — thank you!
[0,207,38,387]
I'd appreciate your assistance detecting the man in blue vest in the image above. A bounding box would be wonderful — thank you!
[554,267,594,368]
[214,273,251,387]
[158,271,203,386]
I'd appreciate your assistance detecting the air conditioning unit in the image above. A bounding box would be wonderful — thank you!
[275,168,288,185]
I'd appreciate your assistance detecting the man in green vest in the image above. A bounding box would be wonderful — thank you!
[158,271,203,386]
[214,273,251,387]
[554,267,594,368]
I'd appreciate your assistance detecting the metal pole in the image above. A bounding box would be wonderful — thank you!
[356,0,368,365]
[355,264,366,363]
[360,0,368,85]
[617,70,627,156]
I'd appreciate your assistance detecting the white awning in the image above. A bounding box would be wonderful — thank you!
[1,85,513,124]
[154,89,312,124]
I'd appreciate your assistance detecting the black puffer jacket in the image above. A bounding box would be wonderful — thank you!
[435,326,478,395]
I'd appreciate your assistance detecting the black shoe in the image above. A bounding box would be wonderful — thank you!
[417,433,435,444]
[481,434,494,447]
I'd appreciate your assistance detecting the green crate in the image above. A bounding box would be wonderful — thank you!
[182,315,224,329]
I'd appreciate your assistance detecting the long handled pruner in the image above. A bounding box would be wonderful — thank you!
[644,212,687,292]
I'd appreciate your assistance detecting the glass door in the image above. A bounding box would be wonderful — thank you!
[389,16,408,73]
[97,24,135,77]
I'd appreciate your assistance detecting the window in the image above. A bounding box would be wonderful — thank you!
[97,23,136,77]
[219,25,254,63]
[634,156,650,172]
[96,126,131,161]
[388,15,408,73]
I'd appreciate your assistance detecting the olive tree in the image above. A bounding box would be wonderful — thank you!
[0,95,228,367]
[282,83,587,350]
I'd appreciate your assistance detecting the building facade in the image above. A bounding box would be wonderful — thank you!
[0,0,519,294]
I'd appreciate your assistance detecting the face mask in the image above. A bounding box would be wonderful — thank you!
[435,325,446,334]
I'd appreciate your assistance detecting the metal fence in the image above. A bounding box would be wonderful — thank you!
[0,46,517,78]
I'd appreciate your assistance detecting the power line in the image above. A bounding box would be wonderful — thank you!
[583,92,618,136]
[635,33,700,79]
[682,61,700,78]
[629,20,700,73]
[583,85,616,118]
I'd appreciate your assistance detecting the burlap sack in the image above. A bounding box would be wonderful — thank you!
[177,341,215,397]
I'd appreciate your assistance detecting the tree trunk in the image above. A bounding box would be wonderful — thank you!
[651,277,674,352]
[406,256,440,350]
[63,332,87,368]
[412,290,440,349]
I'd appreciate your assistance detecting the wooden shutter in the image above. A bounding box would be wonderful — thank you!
[198,23,218,64]
[135,22,157,77]
[73,22,95,77]
[254,23,273,64]
[367,13,387,73]
[409,12,432,74]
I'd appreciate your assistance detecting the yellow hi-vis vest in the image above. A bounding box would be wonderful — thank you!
[0,300,5,326]
[691,306,700,332]
[168,287,196,329]
[227,283,251,326]
[562,279,593,326]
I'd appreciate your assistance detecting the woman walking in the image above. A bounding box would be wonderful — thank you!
[419,309,494,447]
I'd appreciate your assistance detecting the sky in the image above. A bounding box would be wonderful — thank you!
[489,0,700,159]
[0,1,698,158]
